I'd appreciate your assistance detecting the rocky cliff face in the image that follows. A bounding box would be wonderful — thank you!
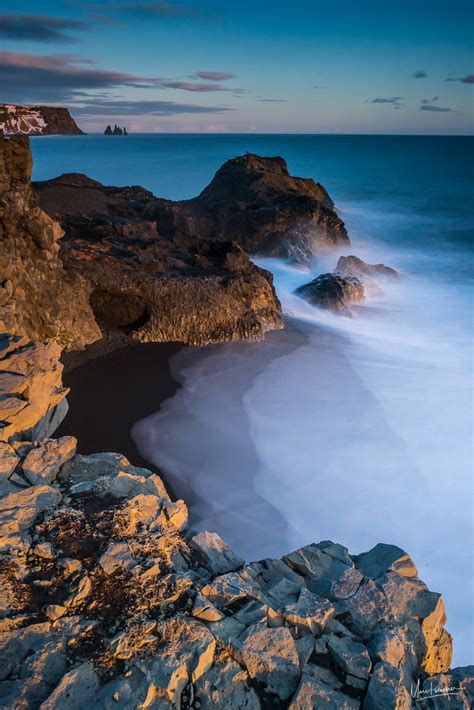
[0,105,83,136]
[0,133,101,351]
[0,336,472,709]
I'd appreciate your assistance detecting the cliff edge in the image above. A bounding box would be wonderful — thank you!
[0,105,83,136]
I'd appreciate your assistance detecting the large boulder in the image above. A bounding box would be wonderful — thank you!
[336,255,400,281]
[294,273,365,314]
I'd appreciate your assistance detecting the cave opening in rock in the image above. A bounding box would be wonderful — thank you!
[90,288,149,332]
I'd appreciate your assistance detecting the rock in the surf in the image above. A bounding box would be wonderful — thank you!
[294,272,365,314]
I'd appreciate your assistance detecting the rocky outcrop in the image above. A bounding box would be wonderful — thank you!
[0,105,83,136]
[0,133,101,350]
[295,273,365,315]
[335,255,400,281]
[35,153,349,266]
[0,342,471,708]
[0,134,281,349]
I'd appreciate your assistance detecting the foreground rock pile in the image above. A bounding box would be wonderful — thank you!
[0,337,473,709]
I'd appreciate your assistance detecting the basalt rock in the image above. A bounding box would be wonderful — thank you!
[295,273,365,314]
[336,255,400,281]
[35,153,349,267]
[0,132,101,350]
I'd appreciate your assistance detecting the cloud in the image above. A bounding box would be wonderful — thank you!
[412,70,427,78]
[194,71,236,81]
[259,98,288,103]
[419,104,453,112]
[162,81,227,91]
[71,99,233,116]
[368,97,403,108]
[0,13,88,43]
[446,74,474,84]
[0,51,231,102]
[421,96,439,104]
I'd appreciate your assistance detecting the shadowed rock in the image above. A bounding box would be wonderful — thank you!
[294,273,365,314]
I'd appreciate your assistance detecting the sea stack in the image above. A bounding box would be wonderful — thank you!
[104,124,127,135]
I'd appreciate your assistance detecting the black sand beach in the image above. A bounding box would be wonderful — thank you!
[57,338,182,471]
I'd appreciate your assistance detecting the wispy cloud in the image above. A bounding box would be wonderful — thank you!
[69,1,201,21]
[0,13,88,43]
[445,74,474,84]
[0,51,232,102]
[259,98,288,103]
[194,71,236,81]
[72,98,233,116]
[419,104,453,112]
[412,70,427,78]
[421,96,439,104]
[368,97,403,108]
[163,81,227,92]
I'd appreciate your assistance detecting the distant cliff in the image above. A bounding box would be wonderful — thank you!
[0,104,83,136]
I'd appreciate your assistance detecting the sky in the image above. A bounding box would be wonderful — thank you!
[0,0,472,134]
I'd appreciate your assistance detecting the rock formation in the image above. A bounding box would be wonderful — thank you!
[295,273,365,315]
[0,105,83,136]
[0,133,101,350]
[335,255,400,281]
[0,338,472,708]
[104,125,127,135]
[1,135,281,350]
[35,153,349,267]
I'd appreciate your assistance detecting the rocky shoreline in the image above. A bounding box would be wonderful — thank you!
[1,132,472,707]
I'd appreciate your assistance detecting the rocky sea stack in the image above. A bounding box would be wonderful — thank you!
[1,133,472,708]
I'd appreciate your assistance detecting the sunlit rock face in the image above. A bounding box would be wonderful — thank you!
[0,133,100,351]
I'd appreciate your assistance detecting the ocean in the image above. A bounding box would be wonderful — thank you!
[31,134,473,664]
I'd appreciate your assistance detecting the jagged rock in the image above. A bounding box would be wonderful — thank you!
[279,587,334,634]
[0,134,100,350]
[366,627,407,667]
[190,531,244,575]
[109,470,169,500]
[0,335,69,443]
[201,571,259,609]
[354,543,418,579]
[363,661,411,710]
[195,655,260,709]
[289,671,360,709]
[22,436,77,485]
[419,665,474,708]
[336,579,390,637]
[192,593,225,622]
[336,255,400,280]
[64,575,92,608]
[40,661,100,709]
[240,624,300,700]
[294,272,364,314]
[0,442,19,477]
[118,493,188,534]
[0,485,61,547]
[98,542,135,575]
[142,619,216,704]
[377,572,452,673]
[327,634,372,679]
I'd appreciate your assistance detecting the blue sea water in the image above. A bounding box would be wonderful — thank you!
[31,135,473,664]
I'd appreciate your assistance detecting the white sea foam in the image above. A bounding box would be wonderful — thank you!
[132,209,472,665]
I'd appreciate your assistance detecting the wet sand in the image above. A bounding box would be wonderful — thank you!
[57,339,182,473]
